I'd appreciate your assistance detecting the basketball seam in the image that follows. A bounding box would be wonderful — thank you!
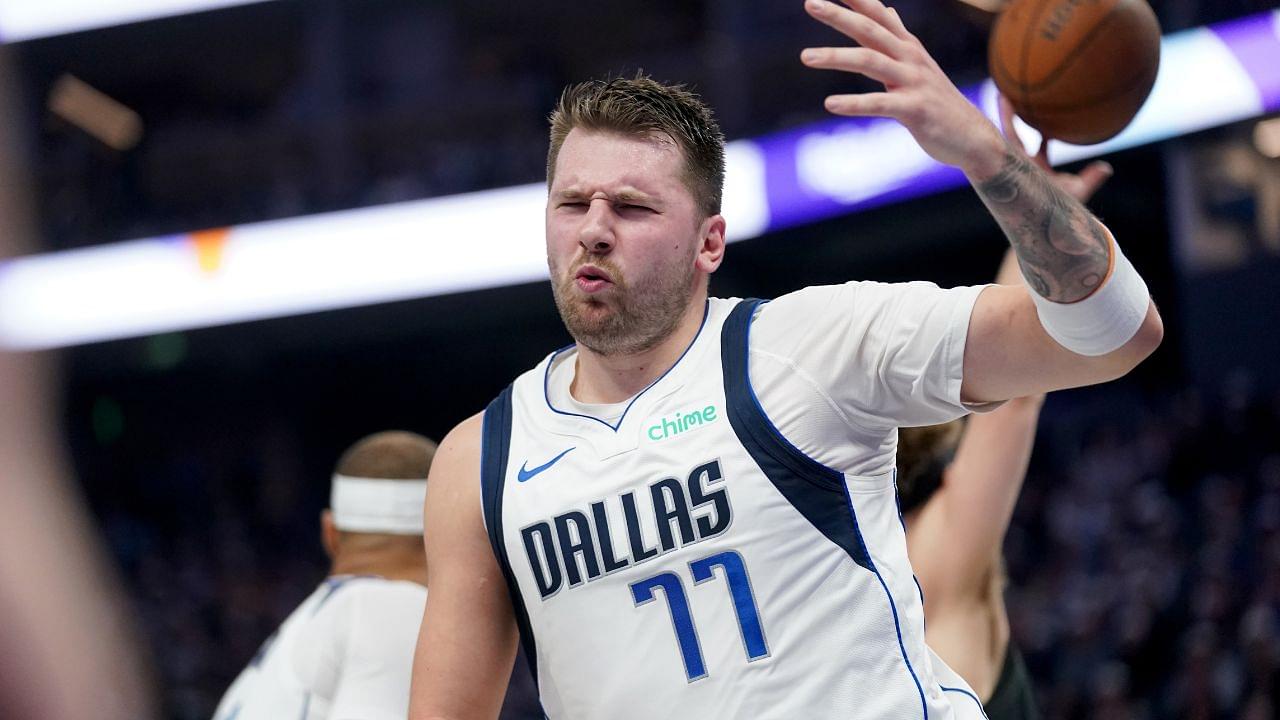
[1019,0,1057,123]
[989,31,1023,107]
[1020,61,1156,112]
[1019,0,1133,94]
[988,11,1027,108]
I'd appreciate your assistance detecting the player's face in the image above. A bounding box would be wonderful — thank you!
[546,128,708,356]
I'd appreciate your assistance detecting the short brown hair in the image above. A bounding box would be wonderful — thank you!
[547,73,726,217]
[895,420,964,514]
[334,430,437,480]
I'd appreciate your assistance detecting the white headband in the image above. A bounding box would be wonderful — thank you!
[330,474,427,535]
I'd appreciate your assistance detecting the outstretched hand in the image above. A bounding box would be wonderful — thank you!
[801,0,1005,174]
[997,95,1112,204]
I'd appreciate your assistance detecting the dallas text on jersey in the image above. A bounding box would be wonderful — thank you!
[519,459,733,599]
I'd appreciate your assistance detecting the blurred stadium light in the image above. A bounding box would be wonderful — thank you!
[47,74,143,150]
[0,0,274,42]
[0,9,1276,350]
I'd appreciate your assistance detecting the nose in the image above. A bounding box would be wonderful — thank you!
[579,198,615,254]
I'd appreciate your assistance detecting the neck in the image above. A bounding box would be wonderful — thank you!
[570,296,707,404]
[330,551,427,588]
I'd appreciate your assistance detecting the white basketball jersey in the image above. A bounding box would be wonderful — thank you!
[481,298,987,719]
[212,576,426,720]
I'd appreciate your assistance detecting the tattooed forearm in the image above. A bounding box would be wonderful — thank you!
[974,146,1111,304]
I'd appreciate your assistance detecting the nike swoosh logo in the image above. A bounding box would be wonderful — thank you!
[518,447,575,483]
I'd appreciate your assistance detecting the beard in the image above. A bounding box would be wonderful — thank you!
[550,252,698,357]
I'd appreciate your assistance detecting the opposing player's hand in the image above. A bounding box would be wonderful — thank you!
[997,94,1112,204]
[801,0,1005,174]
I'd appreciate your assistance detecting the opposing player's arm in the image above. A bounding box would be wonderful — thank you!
[409,413,518,720]
[913,388,1043,605]
[800,0,1162,404]
[917,138,1113,598]
[908,253,1047,602]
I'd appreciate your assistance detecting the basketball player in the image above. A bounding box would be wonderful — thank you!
[409,1,1163,717]
[900,96,1115,720]
[213,431,438,720]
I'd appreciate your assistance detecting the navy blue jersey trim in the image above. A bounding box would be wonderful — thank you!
[892,473,930,620]
[542,299,711,432]
[724,298,923,712]
[311,574,381,614]
[316,576,349,610]
[842,480,929,719]
[942,686,989,718]
[481,386,542,692]
[721,298,875,573]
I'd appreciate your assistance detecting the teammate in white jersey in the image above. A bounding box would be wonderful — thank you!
[409,1,1164,717]
[214,431,437,720]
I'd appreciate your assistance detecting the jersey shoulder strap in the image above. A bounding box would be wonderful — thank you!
[478,384,544,699]
[719,297,875,572]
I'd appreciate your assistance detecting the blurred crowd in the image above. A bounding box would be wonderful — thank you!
[1006,378,1280,719]
[76,374,1279,719]
[25,0,1278,254]
[3,2,1276,718]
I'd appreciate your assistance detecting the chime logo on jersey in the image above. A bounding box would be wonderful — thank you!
[520,459,732,599]
[644,403,720,442]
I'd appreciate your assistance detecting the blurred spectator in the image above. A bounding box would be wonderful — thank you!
[1005,381,1280,719]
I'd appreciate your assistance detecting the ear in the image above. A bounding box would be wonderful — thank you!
[695,214,726,274]
[320,510,340,561]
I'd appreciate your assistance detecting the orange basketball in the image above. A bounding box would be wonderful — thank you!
[989,0,1162,145]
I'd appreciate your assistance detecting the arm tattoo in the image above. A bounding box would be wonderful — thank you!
[974,147,1111,303]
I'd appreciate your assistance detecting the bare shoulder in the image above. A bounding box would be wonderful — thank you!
[429,413,484,490]
[424,412,488,549]
[438,412,484,461]
[412,411,517,720]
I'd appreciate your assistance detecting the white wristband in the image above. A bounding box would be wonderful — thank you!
[330,474,427,535]
[1028,236,1150,357]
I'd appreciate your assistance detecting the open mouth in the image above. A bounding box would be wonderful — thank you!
[574,265,614,292]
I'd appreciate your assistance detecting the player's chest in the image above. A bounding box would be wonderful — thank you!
[503,402,779,596]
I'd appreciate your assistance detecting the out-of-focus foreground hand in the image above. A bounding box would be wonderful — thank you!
[0,49,157,720]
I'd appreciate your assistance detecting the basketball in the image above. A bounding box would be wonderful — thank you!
[989,0,1162,145]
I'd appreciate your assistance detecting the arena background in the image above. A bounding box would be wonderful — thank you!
[2,0,1278,717]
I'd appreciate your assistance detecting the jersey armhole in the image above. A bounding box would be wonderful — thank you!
[480,386,545,711]
[722,299,849,486]
[720,298,876,573]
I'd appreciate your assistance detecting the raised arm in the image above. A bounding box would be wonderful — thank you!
[914,103,1116,598]
[801,0,1162,404]
[409,414,519,720]
[959,137,1161,402]
[921,102,1111,576]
